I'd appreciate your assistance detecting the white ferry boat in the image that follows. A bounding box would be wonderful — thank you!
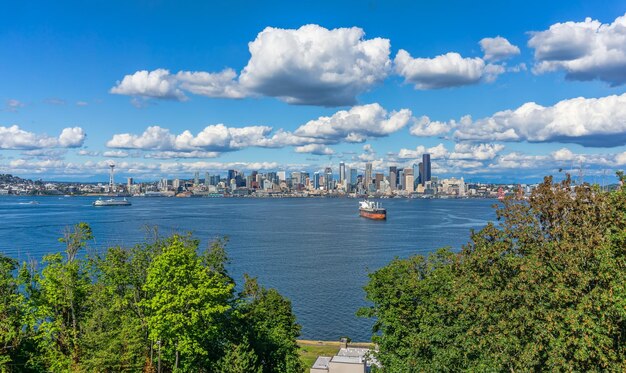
[93,198,131,207]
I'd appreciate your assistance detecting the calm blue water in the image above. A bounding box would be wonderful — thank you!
[0,196,497,341]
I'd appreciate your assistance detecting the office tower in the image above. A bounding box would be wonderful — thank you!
[194,172,200,186]
[313,172,321,189]
[339,162,346,183]
[389,166,397,191]
[406,174,415,192]
[350,168,357,187]
[173,178,180,190]
[127,177,133,192]
[343,166,351,190]
[291,171,302,186]
[324,167,333,190]
[365,162,373,188]
[375,173,384,190]
[418,162,424,185]
[422,153,431,185]
[277,171,286,182]
[204,172,210,186]
[227,170,236,183]
[403,168,413,191]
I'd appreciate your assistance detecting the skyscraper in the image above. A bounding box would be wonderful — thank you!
[313,171,320,189]
[422,153,431,185]
[389,166,397,191]
[194,172,200,186]
[204,172,210,186]
[365,162,373,188]
[350,168,357,187]
[339,162,346,183]
[403,168,414,191]
[324,167,333,190]
[227,169,236,183]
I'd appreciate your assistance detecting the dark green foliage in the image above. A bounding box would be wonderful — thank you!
[361,175,626,371]
[0,224,302,372]
[238,275,304,373]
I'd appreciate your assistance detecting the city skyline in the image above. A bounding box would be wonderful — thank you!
[2,2,626,183]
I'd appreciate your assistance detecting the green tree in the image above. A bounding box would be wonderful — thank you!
[216,338,262,373]
[141,234,235,371]
[0,255,26,371]
[361,175,626,371]
[27,222,93,372]
[239,275,303,373]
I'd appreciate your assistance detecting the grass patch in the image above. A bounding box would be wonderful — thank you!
[297,340,374,370]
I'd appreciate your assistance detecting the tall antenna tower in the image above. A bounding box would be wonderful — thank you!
[109,164,115,193]
[577,160,585,186]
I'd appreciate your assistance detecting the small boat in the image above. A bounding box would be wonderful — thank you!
[28,201,40,205]
[93,198,131,207]
[359,200,386,220]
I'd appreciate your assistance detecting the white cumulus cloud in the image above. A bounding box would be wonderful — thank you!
[110,69,186,100]
[449,143,505,160]
[111,25,391,107]
[0,125,86,150]
[394,50,504,89]
[528,13,626,86]
[294,103,411,143]
[480,36,521,61]
[453,93,626,147]
[238,24,391,106]
[106,124,274,152]
[294,144,334,155]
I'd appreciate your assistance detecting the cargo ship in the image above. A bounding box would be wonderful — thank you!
[93,198,131,207]
[359,200,386,220]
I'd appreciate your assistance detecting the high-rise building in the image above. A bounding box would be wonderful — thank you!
[350,168,357,187]
[389,166,397,191]
[422,153,431,185]
[228,170,237,183]
[127,177,133,192]
[375,173,384,190]
[173,178,180,190]
[324,167,333,191]
[418,162,424,185]
[277,171,286,182]
[194,172,200,186]
[204,172,210,186]
[313,172,321,189]
[403,168,414,191]
[365,163,373,188]
[339,162,346,183]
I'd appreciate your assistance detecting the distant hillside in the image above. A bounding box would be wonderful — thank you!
[0,174,34,184]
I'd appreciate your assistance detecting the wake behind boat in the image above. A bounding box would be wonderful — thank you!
[93,198,131,207]
[359,200,386,220]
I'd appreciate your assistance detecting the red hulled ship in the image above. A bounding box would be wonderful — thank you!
[359,200,387,220]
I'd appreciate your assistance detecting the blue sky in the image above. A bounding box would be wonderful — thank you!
[1,0,626,183]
